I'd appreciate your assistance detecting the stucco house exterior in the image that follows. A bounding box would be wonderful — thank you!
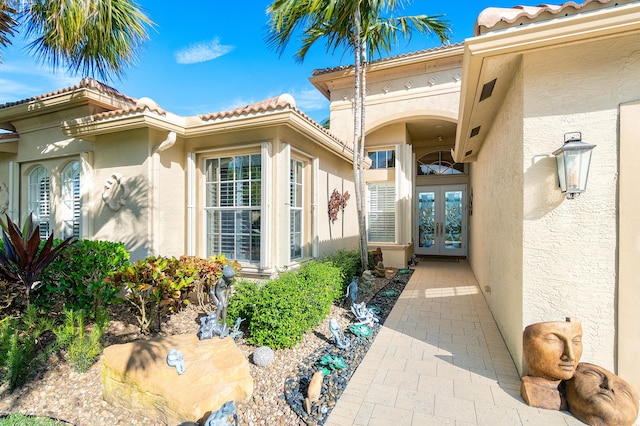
[0,0,638,394]
[0,82,359,278]
[311,0,640,393]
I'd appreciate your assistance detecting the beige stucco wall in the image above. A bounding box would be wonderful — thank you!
[150,129,187,257]
[618,100,640,392]
[92,129,151,260]
[328,60,462,143]
[519,34,640,372]
[469,59,525,373]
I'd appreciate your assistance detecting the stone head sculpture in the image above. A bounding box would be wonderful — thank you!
[565,363,639,426]
[523,318,583,381]
[521,318,583,409]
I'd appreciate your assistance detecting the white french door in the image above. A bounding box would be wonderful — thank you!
[415,185,467,257]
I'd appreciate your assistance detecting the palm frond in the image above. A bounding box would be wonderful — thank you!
[22,0,154,81]
[0,2,18,57]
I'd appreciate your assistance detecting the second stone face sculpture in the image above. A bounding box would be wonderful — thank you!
[565,363,639,426]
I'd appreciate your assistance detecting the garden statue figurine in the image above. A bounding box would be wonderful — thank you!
[304,370,324,414]
[198,312,218,340]
[351,302,379,327]
[204,400,238,426]
[229,317,245,341]
[166,348,185,375]
[521,318,582,410]
[341,276,359,307]
[329,318,350,349]
[565,363,639,426]
[200,265,236,339]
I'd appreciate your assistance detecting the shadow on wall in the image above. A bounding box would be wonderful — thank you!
[318,235,361,259]
[524,154,564,220]
[93,173,150,260]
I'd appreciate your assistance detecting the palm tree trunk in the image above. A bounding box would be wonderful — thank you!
[352,5,369,272]
[359,38,368,270]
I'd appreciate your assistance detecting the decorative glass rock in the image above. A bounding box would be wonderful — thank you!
[349,324,372,338]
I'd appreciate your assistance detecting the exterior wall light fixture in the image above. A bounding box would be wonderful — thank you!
[553,132,596,200]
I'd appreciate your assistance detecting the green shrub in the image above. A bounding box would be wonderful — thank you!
[109,255,240,334]
[247,274,309,349]
[0,413,67,425]
[37,240,130,316]
[247,261,342,349]
[227,279,259,325]
[174,255,240,311]
[296,261,343,325]
[52,309,109,373]
[323,249,362,288]
[0,306,53,390]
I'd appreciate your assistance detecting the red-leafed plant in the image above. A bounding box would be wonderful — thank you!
[0,213,75,308]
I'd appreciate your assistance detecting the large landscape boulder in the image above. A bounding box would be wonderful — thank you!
[100,334,253,425]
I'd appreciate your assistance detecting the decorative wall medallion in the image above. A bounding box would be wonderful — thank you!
[102,173,130,211]
[453,72,462,82]
[405,80,413,89]
[382,84,391,94]
[0,182,8,215]
[428,76,438,86]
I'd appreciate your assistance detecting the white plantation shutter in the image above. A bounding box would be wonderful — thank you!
[61,161,81,238]
[367,182,395,242]
[28,166,51,238]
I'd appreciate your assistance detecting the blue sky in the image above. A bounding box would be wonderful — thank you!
[0,1,519,123]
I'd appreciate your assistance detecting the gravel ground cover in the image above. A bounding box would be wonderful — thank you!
[0,269,411,426]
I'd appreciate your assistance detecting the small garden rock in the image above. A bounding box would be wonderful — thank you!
[252,346,275,367]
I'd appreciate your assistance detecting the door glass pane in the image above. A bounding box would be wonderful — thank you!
[444,191,463,250]
[418,192,435,248]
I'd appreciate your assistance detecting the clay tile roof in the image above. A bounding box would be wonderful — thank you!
[89,96,167,120]
[0,77,136,110]
[199,93,349,150]
[0,132,18,140]
[199,93,296,121]
[311,43,463,76]
[475,0,626,36]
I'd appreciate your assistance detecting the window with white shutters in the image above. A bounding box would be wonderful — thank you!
[367,182,395,243]
[28,166,51,238]
[205,154,261,263]
[290,159,303,260]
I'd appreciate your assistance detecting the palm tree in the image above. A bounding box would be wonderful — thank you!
[0,0,153,80]
[266,0,450,270]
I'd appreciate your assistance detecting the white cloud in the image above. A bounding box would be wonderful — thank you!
[291,88,329,111]
[175,38,235,65]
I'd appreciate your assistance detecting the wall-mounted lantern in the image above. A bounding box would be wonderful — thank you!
[553,132,596,200]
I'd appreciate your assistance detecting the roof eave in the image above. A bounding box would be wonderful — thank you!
[454,2,640,162]
[0,88,134,123]
[190,108,354,163]
[310,44,465,100]
[62,111,186,140]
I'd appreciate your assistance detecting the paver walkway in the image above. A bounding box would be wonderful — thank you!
[325,259,587,426]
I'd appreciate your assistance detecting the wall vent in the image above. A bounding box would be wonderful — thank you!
[480,78,497,102]
[470,126,481,138]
